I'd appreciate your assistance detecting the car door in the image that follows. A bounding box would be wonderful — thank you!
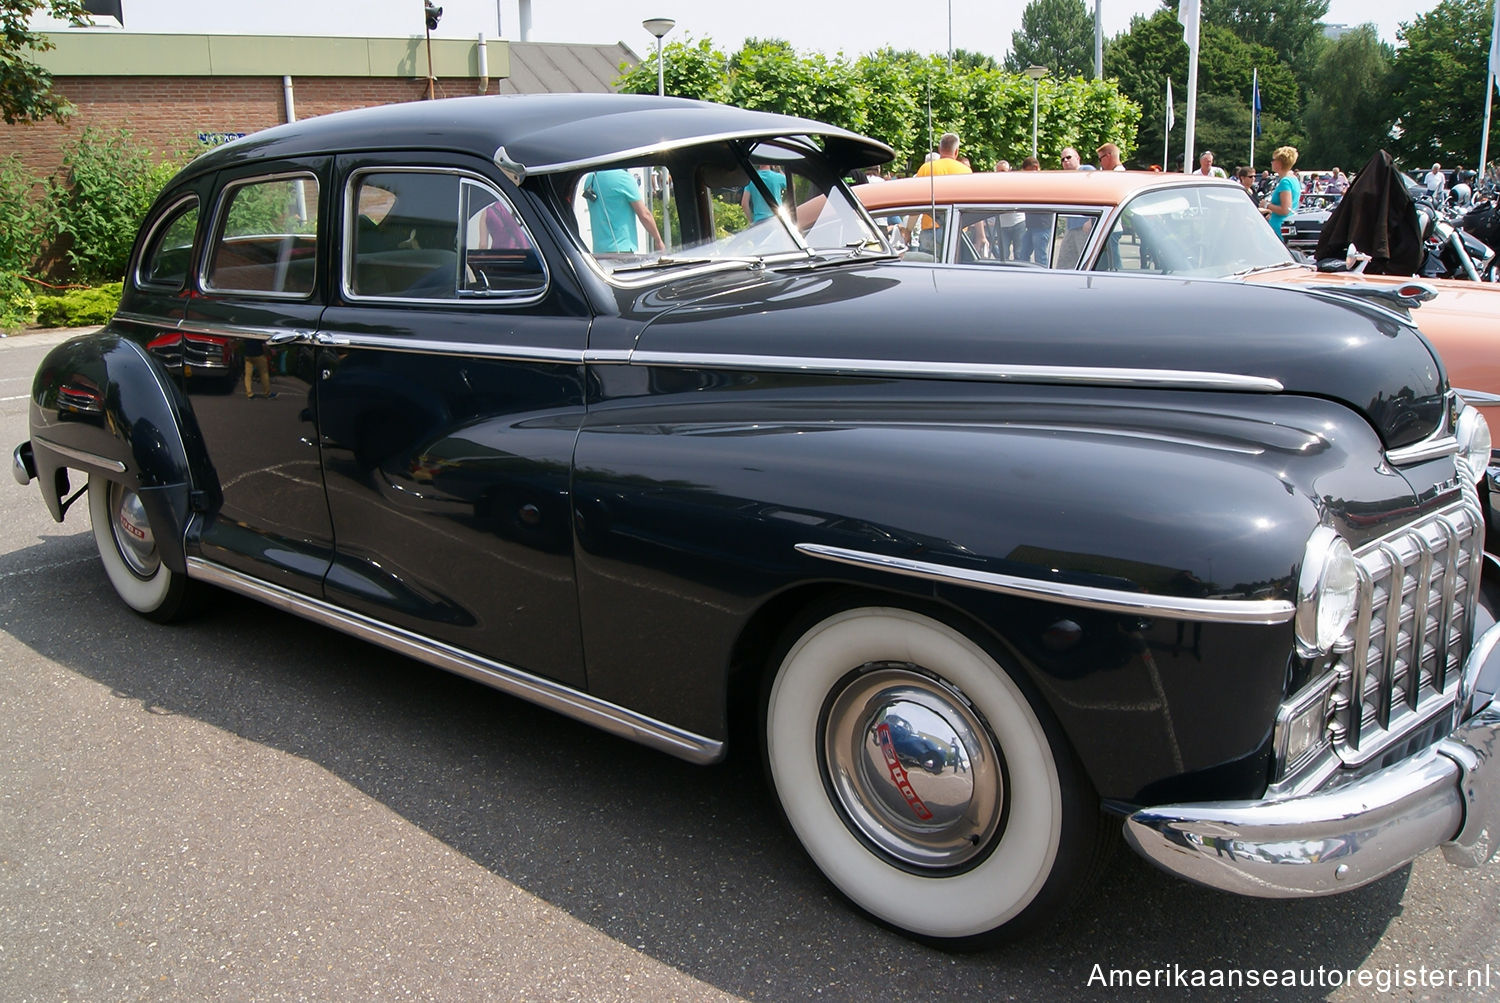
[314,155,591,687]
[182,159,335,596]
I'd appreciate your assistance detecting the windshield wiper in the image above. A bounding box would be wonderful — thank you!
[776,243,898,271]
[608,255,765,275]
[1229,261,1299,278]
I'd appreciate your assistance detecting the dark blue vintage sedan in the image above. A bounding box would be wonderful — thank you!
[13,94,1500,946]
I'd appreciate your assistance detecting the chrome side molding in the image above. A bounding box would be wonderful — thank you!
[796,543,1296,624]
[184,558,725,765]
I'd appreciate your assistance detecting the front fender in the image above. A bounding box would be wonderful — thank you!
[574,377,1425,801]
[27,329,217,574]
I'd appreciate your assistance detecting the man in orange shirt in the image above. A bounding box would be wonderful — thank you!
[916,133,972,178]
[906,132,972,255]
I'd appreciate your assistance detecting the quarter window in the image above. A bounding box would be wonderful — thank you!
[205,175,319,296]
[138,198,199,289]
[348,171,544,300]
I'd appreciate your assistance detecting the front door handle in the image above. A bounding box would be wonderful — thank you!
[266,329,313,346]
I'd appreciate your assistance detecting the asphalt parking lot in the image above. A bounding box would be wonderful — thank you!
[3,328,1497,1001]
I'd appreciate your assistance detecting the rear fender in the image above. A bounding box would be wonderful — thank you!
[27,330,217,574]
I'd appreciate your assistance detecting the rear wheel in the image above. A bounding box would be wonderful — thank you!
[763,604,1107,947]
[89,473,193,622]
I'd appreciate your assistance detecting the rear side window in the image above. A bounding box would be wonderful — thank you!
[137,197,199,289]
[205,175,319,296]
[347,169,545,301]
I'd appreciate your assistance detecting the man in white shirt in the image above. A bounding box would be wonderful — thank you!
[1425,163,1447,199]
[1196,151,1227,178]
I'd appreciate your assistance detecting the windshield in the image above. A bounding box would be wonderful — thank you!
[563,138,886,279]
[1093,184,1294,277]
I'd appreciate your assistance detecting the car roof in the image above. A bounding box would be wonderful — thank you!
[854,170,1240,209]
[186,93,894,180]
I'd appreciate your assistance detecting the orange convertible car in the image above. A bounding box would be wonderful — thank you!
[856,172,1500,456]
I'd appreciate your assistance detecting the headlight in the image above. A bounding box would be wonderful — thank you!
[1455,404,1492,487]
[1294,527,1361,657]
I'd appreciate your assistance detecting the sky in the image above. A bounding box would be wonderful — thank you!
[49,1,1441,61]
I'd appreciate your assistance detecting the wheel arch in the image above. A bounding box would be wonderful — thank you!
[27,329,218,575]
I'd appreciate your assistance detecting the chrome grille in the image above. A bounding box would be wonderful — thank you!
[1325,499,1482,766]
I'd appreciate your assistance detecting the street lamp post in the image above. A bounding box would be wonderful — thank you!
[642,18,677,251]
[643,17,675,97]
[1025,65,1048,161]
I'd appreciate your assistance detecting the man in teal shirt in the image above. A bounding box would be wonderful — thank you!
[741,164,788,224]
[583,169,664,253]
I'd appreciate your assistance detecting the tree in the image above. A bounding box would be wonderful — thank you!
[1200,0,1330,89]
[1106,9,1300,168]
[1,0,90,125]
[1004,0,1095,78]
[1303,25,1395,172]
[1390,0,1498,169]
[617,38,1141,178]
[615,36,731,103]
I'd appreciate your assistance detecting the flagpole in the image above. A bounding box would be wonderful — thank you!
[1249,68,1257,172]
[1180,0,1200,173]
[1164,77,1173,171]
[1482,2,1499,181]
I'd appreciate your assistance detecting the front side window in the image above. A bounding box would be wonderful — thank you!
[1095,185,1292,276]
[205,175,319,296]
[949,208,1100,268]
[348,170,544,300]
[138,197,199,289]
[566,137,885,281]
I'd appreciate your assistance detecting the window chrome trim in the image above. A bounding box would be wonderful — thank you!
[184,557,724,765]
[31,435,127,474]
[201,170,322,300]
[177,320,287,343]
[313,330,584,364]
[524,129,886,176]
[795,543,1296,624]
[114,310,182,330]
[630,351,1285,392]
[342,165,549,308]
[133,193,201,292]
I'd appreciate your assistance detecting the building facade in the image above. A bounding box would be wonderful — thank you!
[7,32,638,179]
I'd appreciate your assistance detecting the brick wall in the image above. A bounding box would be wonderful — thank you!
[5,75,502,181]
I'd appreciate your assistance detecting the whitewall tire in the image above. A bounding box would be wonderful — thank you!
[89,473,192,622]
[764,604,1104,946]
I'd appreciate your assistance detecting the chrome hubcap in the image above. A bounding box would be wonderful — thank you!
[822,664,1004,870]
[109,482,159,578]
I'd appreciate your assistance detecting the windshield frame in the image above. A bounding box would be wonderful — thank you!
[1091,180,1295,278]
[553,136,890,288]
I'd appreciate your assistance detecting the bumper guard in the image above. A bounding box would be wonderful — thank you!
[1124,621,1500,897]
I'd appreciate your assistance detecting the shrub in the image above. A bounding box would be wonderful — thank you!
[32,281,121,328]
[0,273,38,332]
[50,128,187,283]
[0,155,49,276]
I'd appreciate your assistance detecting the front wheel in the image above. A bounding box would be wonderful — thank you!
[763,604,1108,947]
[89,473,194,623]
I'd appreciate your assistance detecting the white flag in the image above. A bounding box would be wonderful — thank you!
[1166,78,1175,132]
[1490,0,1500,96]
[1178,0,1200,49]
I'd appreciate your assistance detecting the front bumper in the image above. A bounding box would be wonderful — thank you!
[13,441,35,486]
[1124,621,1500,897]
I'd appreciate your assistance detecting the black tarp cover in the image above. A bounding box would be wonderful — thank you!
[1313,149,1423,275]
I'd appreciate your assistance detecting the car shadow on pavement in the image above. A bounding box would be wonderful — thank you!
[1,535,1417,1001]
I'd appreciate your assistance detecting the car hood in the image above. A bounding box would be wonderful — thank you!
[1254,266,1500,419]
[637,263,1446,449]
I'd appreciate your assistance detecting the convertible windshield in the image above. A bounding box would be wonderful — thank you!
[1094,184,1294,277]
[564,138,886,279]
